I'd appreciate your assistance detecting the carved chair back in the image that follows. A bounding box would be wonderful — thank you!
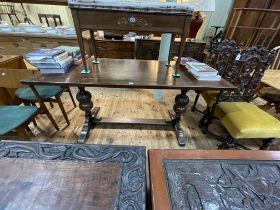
[219,45,276,103]
[207,39,239,78]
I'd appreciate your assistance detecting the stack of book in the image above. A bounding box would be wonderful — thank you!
[26,49,73,74]
[54,46,87,65]
[178,57,221,81]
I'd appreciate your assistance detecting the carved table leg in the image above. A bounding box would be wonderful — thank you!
[172,90,189,146]
[76,87,93,144]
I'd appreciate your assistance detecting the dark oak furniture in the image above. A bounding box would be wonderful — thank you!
[0,32,205,61]
[0,140,146,210]
[199,45,279,150]
[69,1,193,75]
[149,149,280,210]
[136,38,206,62]
[21,58,235,146]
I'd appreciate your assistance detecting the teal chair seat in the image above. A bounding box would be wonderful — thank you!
[0,106,38,135]
[15,85,63,101]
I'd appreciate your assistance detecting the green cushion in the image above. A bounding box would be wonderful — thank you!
[0,106,38,135]
[15,85,63,101]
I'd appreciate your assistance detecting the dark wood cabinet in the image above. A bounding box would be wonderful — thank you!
[95,39,135,59]
[136,38,206,61]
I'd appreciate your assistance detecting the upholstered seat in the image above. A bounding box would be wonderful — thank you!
[215,102,280,139]
[0,106,38,135]
[201,90,220,107]
[15,85,63,101]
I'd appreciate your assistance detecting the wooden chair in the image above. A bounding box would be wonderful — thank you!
[0,56,72,131]
[0,67,39,139]
[191,39,239,113]
[200,45,279,150]
[254,46,280,113]
[38,14,62,27]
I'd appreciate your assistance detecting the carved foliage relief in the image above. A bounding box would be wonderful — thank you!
[164,160,280,210]
[0,141,146,210]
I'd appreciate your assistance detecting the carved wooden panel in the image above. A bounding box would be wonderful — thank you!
[164,159,280,210]
[0,141,146,210]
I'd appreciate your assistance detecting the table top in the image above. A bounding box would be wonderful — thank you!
[0,158,121,210]
[22,58,235,91]
[0,140,146,210]
[149,149,280,210]
[68,0,193,14]
[262,69,280,91]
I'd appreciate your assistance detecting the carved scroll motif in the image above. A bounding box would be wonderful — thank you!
[0,141,146,210]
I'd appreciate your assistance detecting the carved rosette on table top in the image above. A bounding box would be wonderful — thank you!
[0,141,146,210]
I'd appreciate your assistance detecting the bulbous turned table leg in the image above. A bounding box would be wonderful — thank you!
[172,90,189,146]
[76,87,94,144]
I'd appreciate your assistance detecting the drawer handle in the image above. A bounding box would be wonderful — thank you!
[117,16,151,27]
[41,44,47,48]
[13,43,19,47]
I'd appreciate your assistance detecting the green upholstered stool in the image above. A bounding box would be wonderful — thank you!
[0,106,38,135]
[15,86,63,101]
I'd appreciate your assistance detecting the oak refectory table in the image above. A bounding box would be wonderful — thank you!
[149,149,280,210]
[0,140,146,210]
[21,58,235,146]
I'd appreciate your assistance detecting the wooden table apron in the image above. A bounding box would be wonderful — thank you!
[148,149,280,210]
[21,59,235,146]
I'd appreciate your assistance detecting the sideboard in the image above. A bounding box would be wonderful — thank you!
[0,33,206,61]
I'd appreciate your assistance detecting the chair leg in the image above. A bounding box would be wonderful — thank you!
[16,127,29,140]
[67,87,77,107]
[218,135,234,150]
[191,93,200,112]
[55,95,70,125]
[32,119,37,127]
[44,106,59,131]
[260,138,275,150]
[49,101,54,108]
[199,107,211,131]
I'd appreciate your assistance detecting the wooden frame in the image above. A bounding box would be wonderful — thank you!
[149,149,280,210]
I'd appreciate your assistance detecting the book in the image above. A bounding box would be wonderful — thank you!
[189,71,221,81]
[35,56,73,69]
[27,52,68,64]
[39,60,73,74]
[54,46,80,57]
[174,56,199,64]
[185,62,218,77]
[26,49,65,59]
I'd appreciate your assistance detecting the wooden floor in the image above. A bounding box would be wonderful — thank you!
[14,87,280,150]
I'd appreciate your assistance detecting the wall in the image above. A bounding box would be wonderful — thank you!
[197,0,233,41]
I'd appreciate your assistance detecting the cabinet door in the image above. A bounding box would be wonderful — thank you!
[136,40,160,60]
